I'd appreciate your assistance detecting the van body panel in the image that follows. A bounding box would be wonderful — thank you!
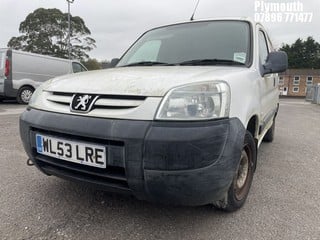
[254,24,279,138]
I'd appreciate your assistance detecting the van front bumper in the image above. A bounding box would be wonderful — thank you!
[20,108,245,206]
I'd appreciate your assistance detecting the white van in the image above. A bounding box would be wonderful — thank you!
[20,18,288,211]
[0,49,87,103]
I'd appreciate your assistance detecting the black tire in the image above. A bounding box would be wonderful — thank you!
[263,119,275,142]
[17,86,34,104]
[214,131,256,212]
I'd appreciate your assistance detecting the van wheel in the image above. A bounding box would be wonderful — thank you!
[213,131,256,212]
[263,119,275,142]
[17,86,34,104]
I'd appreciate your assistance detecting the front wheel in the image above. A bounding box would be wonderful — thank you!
[17,86,34,104]
[214,131,256,212]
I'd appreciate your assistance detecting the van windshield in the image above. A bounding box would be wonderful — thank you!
[118,21,251,67]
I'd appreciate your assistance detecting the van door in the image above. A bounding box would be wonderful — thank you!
[258,30,278,134]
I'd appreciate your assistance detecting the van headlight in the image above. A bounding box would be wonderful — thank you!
[28,79,52,107]
[155,81,230,121]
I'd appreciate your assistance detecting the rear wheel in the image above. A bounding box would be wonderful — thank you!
[17,86,34,104]
[214,131,256,212]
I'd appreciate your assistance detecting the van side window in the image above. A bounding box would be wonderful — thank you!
[72,62,86,73]
[258,31,269,64]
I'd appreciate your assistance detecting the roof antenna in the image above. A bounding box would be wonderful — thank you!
[190,0,201,21]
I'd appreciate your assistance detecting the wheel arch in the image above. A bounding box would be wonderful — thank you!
[246,115,259,142]
[245,115,259,172]
[19,84,35,92]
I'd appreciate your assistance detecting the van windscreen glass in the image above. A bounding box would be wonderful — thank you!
[118,21,251,67]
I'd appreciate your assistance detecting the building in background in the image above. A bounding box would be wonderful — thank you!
[279,69,320,97]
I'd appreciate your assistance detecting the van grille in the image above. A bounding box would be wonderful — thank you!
[46,91,146,109]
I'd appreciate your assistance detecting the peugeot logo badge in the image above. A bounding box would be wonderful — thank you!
[70,94,99,113]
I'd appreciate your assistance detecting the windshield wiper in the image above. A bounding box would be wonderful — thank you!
[122,61,174,67]
[177,59,246,66]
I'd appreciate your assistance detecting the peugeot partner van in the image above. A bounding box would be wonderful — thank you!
[20,18,288,211]
[0,49,87,104]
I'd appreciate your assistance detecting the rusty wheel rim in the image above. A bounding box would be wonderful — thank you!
[235,144,252,201]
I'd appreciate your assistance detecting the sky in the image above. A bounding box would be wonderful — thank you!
[0,0,319,61]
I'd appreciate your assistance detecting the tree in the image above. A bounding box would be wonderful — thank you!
[81,58,102,70]
[280,37,320,69]
[7,8,96,60]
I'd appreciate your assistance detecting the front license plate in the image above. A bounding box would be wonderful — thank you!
[36,134,107,168]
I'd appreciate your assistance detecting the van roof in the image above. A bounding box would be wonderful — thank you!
[141,17,260,35]
[0,48,80,63]
[157,17,257,28]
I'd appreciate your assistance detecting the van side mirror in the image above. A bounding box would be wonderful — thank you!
[263,51,288,76]
[110,58,120,68]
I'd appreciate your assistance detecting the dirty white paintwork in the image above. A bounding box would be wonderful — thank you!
[46,66,248,97]
[37,64,271,130]
[31,18,279,144]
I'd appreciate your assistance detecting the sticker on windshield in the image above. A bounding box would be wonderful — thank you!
[233,52,246,64]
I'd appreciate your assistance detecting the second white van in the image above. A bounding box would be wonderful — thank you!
[0,49,87,104]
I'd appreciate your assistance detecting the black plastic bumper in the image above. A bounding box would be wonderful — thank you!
[20,108,246,206]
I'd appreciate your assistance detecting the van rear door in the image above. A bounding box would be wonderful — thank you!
[0,49,6,95]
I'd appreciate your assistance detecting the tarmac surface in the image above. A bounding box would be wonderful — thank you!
[0,98,319,240]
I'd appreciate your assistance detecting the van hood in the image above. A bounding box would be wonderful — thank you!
[46,66,249,97]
